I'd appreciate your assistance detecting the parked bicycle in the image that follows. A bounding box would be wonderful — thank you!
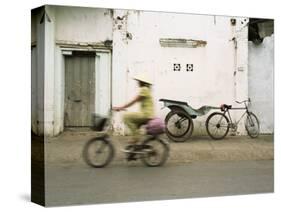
[205,99,260,140]
[82,110,169,168]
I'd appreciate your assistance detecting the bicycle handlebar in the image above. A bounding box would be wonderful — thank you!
[235,100,246,104]
[235,98,251,104]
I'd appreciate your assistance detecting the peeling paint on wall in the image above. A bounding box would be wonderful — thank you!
[159,38,207,48]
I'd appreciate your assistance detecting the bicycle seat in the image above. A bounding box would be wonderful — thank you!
[220,104,232,111]
[225,104,232,109]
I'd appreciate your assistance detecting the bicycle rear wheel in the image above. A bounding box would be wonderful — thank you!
[206,112,230,140]
[140,137,169,167]
[245,112,260,138]
[165,110,194,142]
[82,137,114,168]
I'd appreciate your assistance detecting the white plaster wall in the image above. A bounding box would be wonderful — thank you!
[38,6,114,136]
[31,8,45,136]
[32,7,110,136]
[232,18,249,134]
[31,14,37,43]
[44,5,56,136]
[248,35,274,133]
[55,6,113,43]
[53,46,64,135]
[112,11,249,135]
[95,52,112,117]
[32,6,250,136]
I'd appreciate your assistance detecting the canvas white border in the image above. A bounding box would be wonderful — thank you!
[0,0,279,211]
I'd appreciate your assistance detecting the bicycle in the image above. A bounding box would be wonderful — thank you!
[205,98,260,140]
[82,110,169,168]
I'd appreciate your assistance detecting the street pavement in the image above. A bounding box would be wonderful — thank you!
[33,131,274,206]
[39,131,274,165]
[45,160,274,206]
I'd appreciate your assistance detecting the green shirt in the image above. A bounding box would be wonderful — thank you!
[139,86,154,118]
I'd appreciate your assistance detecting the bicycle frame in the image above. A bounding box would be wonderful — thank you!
[224,109,247,127]
[221,100,252,128]
[98,110,165,141]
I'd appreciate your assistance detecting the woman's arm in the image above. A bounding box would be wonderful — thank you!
[113,95,144,111]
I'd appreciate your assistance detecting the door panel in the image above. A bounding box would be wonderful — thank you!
[64,53,95,127]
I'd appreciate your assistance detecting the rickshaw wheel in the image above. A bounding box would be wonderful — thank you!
[165,110,194,142]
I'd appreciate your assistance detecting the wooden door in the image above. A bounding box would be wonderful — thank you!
[64,52,95,127]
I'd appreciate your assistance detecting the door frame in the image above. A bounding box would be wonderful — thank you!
[59,46,112,130]
[64,51,96,127]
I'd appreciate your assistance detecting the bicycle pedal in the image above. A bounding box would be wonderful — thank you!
[142,149,153,153]
[132,151,146,154]
[121,148,134,153]
[121,149,144,154]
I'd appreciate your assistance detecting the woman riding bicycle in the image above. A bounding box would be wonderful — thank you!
[83,73,169,166]
[113,73,155,144]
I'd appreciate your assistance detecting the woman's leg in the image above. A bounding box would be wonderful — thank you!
[123,112,148,143]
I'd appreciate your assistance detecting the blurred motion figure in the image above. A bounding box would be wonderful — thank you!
[113,73,154,143]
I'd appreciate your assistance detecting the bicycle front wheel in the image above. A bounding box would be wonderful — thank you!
[245,112,260,138]
[206,112,230,140]
[82,137,114,168]
[165,110,194,142]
